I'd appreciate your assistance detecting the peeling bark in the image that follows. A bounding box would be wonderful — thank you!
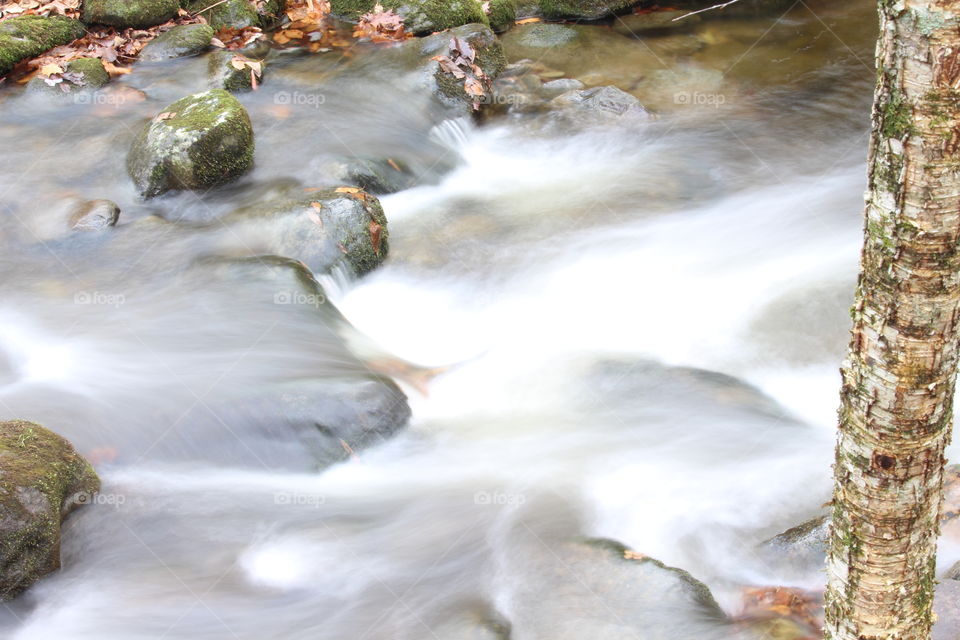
[824,1,960,639]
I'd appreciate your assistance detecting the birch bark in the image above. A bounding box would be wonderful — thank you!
[825,1,960,639]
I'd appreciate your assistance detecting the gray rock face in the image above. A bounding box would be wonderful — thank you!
[207,50,265,92]
[0,15,86,76]
[127,89,255,198]
[139,24,215,61]
[182,0,259,29]
[69,199,121,231]
[549,85,650,125]
[0,420,100,600]
[505,537,725,639]
[82,0,181,28]
[221,188,389,277]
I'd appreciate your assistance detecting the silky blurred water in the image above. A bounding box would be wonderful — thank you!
[0,1,909,638]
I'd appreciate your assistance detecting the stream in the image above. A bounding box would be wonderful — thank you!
[0,1,935,638]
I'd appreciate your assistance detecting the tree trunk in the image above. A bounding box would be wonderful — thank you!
[824,1,960,639]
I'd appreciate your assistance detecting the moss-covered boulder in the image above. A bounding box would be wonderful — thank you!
[221,188,390,276]
[207,49,264,92]
[82,0,181,28]
[127,89,254,198]
[0,420,100,600]
[183,0,259,29]
[26,57,110,96]
[331,0,489,35]
[0,15,86,77]
[538,0,640,19]
[321,157,415,195]
[139,23,215,61]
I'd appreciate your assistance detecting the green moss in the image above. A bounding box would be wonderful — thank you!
[82,0,181,28]
[184,0,259,29]
[67,57,110,85]
[881,87,915,139]
[330,0,489,34]
[0,420,99,600]
[538,0,636,20]
[127,89,255,198]
[433,24,506,108]
[0,15,86,76]
[486,0,516,32]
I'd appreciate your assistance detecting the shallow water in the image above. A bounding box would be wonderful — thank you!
[0,1,935,638]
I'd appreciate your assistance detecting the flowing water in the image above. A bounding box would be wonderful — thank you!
[0,1,940,638]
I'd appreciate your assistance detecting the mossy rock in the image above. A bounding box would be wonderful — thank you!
[486,0,516,32]
[139,23,215,61]
[127,89,254,198]
[322,157,415,195]
[207,49,264,92]
[538,0,640,20]
[0,420,100,600]
[183,0,259,29]
[221,189,390,276]
[426,23,506,109]
[0,15,86,76]
[330,0,490,35]
[82,0,181,28]
[26,57,110,96]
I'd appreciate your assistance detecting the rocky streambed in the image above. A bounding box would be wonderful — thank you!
[0,0,935,638]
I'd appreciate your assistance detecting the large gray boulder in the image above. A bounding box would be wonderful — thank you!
[0,15,85,77]
[127,89,254,198]
[0,420,100,600]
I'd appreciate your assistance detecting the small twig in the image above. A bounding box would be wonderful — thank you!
[672,0,741,21]
[193,0,230,15]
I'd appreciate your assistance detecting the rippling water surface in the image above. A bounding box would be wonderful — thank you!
[0,1,921,638]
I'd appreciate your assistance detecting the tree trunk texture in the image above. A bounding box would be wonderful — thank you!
[824,1,960,639]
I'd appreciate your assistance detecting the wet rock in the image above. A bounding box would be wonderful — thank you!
[759,514,829,578]
[139,24,215,61]
[127,89,254,198]
[538,0,640,20]
[331,0,490,35]
[82,0,180,28]
[26,57,110,97]
[935,580,960,640]
[0,15,85,76]
[190,255,412,465]
[322,157,415,195]
[207,50,265,92]
[549,85,649,125]
[506,537,725,638]
[540,77,584,97]
[182,0,259,29]
[221,188,389,277]
[0,420,100,600]
[425,23,506,111]
[613,9,699,35]
[69,199,121,231]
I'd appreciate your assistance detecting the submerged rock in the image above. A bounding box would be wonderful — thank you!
[82,0,180,28]
[69,199,121,231]
[127,89,255,198]
[221,188,389,277]
[0,15,85,77]
[549,85,649,125]
[613,9,699,35]
[322,157,415,195]
[331,0,490,35]
[139,24,215,61]
[0,420,100,600]
[506,537,725,638]
[207,50,265,92]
